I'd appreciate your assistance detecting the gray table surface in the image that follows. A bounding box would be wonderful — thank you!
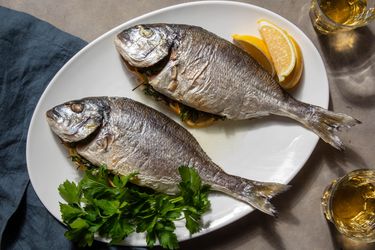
[1,1,374,249]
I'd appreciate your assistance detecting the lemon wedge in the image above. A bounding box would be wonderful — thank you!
[280,35,304,89]
[232,34,275,76]
[258,19,296,82]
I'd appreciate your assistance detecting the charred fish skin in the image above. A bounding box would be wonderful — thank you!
[115,24,360,150]
[46,97,288,216]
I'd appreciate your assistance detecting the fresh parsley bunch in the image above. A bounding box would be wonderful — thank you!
[58,165,210,249]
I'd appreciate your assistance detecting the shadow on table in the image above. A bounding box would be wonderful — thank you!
[323,142,369,173]
[316,27,375,108]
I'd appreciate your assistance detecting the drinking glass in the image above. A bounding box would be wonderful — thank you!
[310,0,375,34]
[321,169,375,243]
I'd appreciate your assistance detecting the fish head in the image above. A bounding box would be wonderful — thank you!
[115,24,174,68]
[46,98,105,143]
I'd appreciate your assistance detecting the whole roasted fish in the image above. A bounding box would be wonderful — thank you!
[115,24,360,150]
[46,97,288,216]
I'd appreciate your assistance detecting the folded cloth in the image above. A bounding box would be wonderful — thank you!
[0,6,86,248]
[0,7,138,249]
[0,6,147,250]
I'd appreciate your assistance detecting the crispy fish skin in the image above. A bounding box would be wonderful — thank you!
[115,24,360,150]
[46,97,288,216]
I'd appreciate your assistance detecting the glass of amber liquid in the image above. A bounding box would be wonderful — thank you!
[321,169,375,242]
[310,0,375,34]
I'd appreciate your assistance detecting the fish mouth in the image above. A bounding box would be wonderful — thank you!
[114,35,129,61]
[46,109,60,121]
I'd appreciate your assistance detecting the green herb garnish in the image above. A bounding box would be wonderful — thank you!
[58,165,210,249]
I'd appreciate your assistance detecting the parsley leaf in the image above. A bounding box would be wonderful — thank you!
[59,165,211,249]
[58,180,81,204]
[59,203,84,223]
[178,166,211,234]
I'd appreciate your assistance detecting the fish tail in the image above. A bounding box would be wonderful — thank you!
[282,99,361,150]
[217,175,290,216]
[242,180,290,216]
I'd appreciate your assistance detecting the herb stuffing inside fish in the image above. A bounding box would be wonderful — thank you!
[46,97,289,216]
[114,23,360,150]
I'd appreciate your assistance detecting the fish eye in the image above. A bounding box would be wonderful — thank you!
[139,26,153,38]
[70,103,84,113]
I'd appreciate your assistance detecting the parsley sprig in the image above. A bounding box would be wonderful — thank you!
[58,165,210,249]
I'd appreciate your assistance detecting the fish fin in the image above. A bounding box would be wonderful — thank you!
[284,101,360,150]
[243,181,290,216]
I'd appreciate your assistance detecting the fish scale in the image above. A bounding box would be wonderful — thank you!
[115,23,360,150]
[47,97,289,215]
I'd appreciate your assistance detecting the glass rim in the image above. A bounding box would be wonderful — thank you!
[328,169,375,200]
[312,0,370,30]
